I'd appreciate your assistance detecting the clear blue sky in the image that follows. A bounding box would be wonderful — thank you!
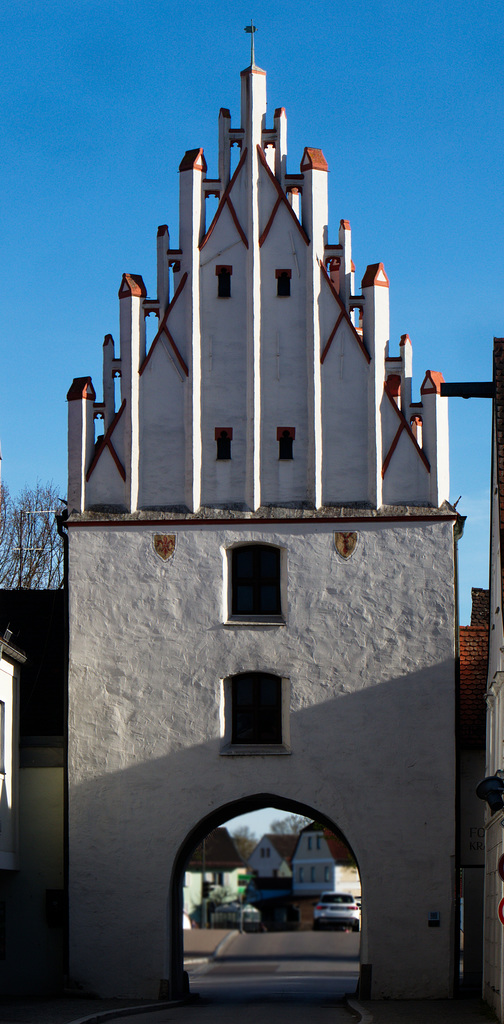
[1,0,502,624]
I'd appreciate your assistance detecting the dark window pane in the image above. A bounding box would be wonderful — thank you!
[259,548,278,576]
[216,432,231,459]
[258,708,280,742]
[260,677,279,705]
[235,549,254,577]
[232,673,282,745]
[232,545,281,615]
[235,712,254,742]
[235,677,253,705]
[259,585,279,613]
[236,585,254,613]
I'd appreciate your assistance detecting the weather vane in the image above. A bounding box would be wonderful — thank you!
[244,20,257,67]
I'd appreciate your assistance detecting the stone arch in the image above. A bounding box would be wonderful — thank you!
[166,791,362,999]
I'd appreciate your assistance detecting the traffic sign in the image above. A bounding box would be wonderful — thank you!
[498,897,504,927]
[498,854,504,882]
[238,874,252,884]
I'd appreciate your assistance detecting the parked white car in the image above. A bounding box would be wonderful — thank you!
[313,892,360,931]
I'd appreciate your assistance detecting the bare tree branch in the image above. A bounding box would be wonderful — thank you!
[0,481,65,589]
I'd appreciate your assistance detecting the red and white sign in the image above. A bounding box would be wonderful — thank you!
[498,897,504,927]
[498,854,504,883]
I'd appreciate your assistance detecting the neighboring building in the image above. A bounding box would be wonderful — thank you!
[0,590,65,994]
[291,825,360,898]
[480,339,504,1019]
[184,827,245,920]
[459,589,487,991]
[66,58,458,1001]
[248,833,297,879]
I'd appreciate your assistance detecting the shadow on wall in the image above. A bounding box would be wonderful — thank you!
[68,658,456,999]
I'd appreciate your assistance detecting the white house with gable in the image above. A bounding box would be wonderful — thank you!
[65,56,458,1002]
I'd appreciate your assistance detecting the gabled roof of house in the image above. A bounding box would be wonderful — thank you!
[189,828,245,870]
[263,834,299,863]
[324,832,354,864]
[459,588,488,750]
[294,823,353,864]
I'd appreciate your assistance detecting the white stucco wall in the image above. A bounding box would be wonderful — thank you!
[67,513,456,999]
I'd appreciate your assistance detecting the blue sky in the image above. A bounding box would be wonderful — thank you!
[1,0,502,626]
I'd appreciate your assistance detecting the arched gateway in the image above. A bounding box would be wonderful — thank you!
[169,794,362,999]
[66,60,457,1001]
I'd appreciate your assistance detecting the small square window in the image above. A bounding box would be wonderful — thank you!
[276,269,291,296]
[216,265,232,297]
[277,427,295,460]
[215,427,232,460]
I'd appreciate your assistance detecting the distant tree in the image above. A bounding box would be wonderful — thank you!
[231,826,257,862]
[0,482,65,589]
[269,814,312,835]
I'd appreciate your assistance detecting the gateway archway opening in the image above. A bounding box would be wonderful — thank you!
[169,793,362,1003]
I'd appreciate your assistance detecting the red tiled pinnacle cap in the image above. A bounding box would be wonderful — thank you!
[400,334,412,347]
[420,370,445,395]
[361,263,389,289]
[67,377,96,402]
[118,274,147,299]
[300,147,328,172]
[179,148,207,173]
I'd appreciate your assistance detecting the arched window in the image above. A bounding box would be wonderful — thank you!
[231,672,282,745]
[215,428,232,460]
[216,265,232,297]
[277,427,295,460]
[276,269,291,296]
[232,545,281,615]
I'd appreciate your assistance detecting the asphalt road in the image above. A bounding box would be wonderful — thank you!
[187,929,360,1008]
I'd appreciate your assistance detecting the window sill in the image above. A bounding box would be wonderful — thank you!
[224,615,286,627]
[220,743,291,756]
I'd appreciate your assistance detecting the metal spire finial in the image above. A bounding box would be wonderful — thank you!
[244,20,257,67]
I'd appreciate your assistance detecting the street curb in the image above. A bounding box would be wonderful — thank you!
[346,997,374,1023]
[211,929,240,959]
[68,1000,185,1024]
[69,932,240,1023]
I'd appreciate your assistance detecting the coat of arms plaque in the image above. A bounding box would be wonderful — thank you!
[334,532,358,559]
[153,534,176,561]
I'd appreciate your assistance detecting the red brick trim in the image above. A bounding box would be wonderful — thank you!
[276,427,295,440]
[200,148,249,251]
[226,197,248,248]
[140,272,189,377]
[320,312,345,364]
[215,427,233,439]
[275,268,292,279]
[216,265,233,275]
[259,195,282,247]
[319,262,371,365]
[381,384,430,477]
[257,146,310,246]
[86,400,127,482]
[68,513,459,529]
